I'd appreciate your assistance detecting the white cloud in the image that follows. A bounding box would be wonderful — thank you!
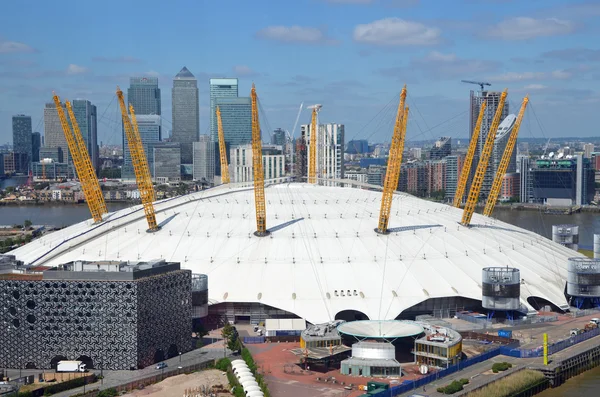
[484,17,575,40]
[92,56,142,63]
[353,18,441,46]
[487,70,572,82]
[422,51,458,62]
[66,64,88,75]
[0,39,36,53]
[524,84,547,90]
[233,65,258,77]
[256,25,336,44]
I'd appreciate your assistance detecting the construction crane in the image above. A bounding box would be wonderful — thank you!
[461,80,491,91]
[116,87,159,232]
[53,93,105,223]
[216,106,230,184]
[288,102,304,177]
[453,101,487,207]
[376,85,408,234]
[250,84,268,236]
[307,104,322,184]
[483,96,529,217]
[460,89,508,226]
[66,101,107,215]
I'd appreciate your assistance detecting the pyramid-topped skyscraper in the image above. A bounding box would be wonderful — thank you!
[172,66,199,164]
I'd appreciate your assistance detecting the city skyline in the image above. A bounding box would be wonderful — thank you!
[0,0,599,147]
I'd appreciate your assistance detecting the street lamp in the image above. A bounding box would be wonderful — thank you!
[179,352,182,364]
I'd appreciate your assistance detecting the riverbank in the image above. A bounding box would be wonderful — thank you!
[0,200,133,206]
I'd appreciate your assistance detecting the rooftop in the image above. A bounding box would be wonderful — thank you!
[175,66,195,79]
[338,320,424,340]
[8,182,580,324]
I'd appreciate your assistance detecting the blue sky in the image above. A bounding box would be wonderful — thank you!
[0,0,599,146]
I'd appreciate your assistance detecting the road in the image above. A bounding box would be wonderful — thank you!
[17,345,232,397]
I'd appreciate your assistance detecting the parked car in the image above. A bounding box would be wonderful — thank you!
[155,362,167,370]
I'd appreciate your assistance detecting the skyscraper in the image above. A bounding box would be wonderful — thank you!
[12,115,32,173]
[271,128,286,147]
[122,115,161,180]
[214,97,252,146]
[127,77,161,115]
[44,102,69,163]
[32,132,41,163]
[193,136,215,183]
[123,78,162,180]
[209,78,238,143]
[468,90,509,198]
[304,123,345,186]
[429,137,451,160]
[72,99,99,173]
[172,67,199,164]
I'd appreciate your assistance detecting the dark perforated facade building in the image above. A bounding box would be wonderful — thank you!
[0,259,191,370]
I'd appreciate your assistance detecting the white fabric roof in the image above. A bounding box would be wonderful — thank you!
[337,320,424,338]
[265,318,307,331]
[10,183,578,324]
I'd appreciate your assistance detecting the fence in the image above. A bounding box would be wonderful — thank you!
[365,347,502,396]
[500,327,600,358]
[244,336,266,344]
[572,308,600,318]
[455,312,493,328]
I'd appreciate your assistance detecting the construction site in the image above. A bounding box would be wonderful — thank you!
[3,82,600,397]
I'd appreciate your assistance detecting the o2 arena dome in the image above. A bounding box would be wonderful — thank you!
[9,182,577,324]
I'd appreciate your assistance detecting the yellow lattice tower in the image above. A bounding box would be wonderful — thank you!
[461,89,508,226]
[453,100,487,208]
[52,94,104,223]
[65,101,107,215]
[250,84,268,236]
[483,96,529,217]
[116,87,158,231]
[308,108,318,184]
[377,86,408,234]
[216,106,230,184]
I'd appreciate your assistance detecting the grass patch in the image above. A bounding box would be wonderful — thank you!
[466,369,546,397]
[579,249,594,258]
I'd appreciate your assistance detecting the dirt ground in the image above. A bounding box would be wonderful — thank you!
[121,369,229,397]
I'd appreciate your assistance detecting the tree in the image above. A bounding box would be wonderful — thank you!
[228,337,242,353]
[24,219,32,229]
[222,323,235,340]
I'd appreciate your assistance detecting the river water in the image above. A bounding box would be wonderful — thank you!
[2,177,600,392]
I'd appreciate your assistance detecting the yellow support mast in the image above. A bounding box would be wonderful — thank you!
[308,106,319,184]
[65,101,107,215]
[116,87,159,232]
[483,96,529,217]
[376,85,408,234]
[461,89,508,226]
[216,106,230,184]
[453,101,487,208]
[250,84,268,236]
[52,94,104,223]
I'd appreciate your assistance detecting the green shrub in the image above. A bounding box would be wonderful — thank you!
[436,379,466,394]
[215,358,231,371]
[98,388,119,397]
[459,378,469,385]
[492,362,513,373]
